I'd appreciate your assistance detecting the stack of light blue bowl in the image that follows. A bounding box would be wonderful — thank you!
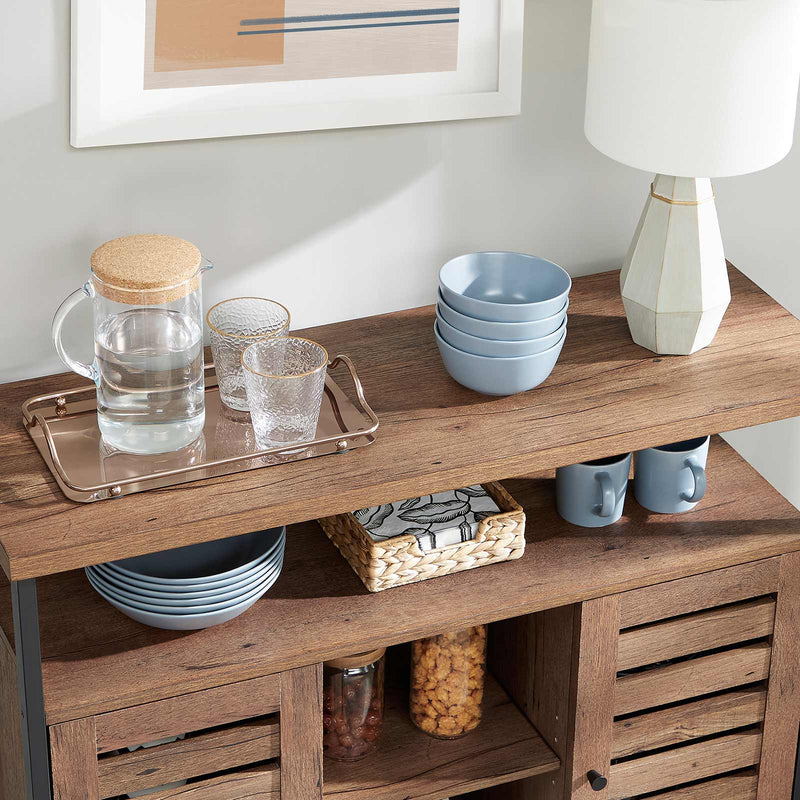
[85,527,286,631]
[435,252,571,395]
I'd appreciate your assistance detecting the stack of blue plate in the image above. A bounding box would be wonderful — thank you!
[435,252,571,396]
[86,527,286,630]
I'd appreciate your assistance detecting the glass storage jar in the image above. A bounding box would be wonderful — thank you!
[323,648,385,762]
[410,624,487,739]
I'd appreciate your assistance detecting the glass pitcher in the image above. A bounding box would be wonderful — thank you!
[52,235,212,455]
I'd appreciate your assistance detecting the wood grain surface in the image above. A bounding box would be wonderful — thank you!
[617,559,781,628]
[0,634,24,800]
[280,664,323,800]
[4,439,800,724]
[92,673,281,754]
[49,717,100,800]
[643,770,758,800]
[756,551,800,800]
[612,688,767,759]
[96,718,279,799]
[608,730,762,800]
[3,268,800,580]
[135,764,279,799]
[480,607,576,800]
[567,596,619,800]
[529,606,576,800]
[322,676,559,799]
[615,643,772,717]
[616,597,775,671]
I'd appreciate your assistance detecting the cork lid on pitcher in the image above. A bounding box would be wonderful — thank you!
[91,234,203,304]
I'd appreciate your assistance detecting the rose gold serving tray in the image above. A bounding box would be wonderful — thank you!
[22,356,378,503]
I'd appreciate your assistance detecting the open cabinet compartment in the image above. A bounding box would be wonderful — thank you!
[323,641,560,799]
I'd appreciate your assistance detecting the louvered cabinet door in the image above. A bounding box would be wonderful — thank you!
[48,664,323,800]
[568,553,800,800]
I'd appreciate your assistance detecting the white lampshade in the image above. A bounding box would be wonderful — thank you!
[585,0,800,177]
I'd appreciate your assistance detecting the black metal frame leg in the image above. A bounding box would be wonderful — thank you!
[11,579,51,800]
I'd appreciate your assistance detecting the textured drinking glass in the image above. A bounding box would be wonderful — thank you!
[241,337,328,449]
[207,298,290,411]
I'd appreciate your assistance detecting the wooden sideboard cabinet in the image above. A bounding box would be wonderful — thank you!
[3,268,800,799]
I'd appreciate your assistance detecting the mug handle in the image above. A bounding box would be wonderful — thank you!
[680,460,706,503]
[52,282,99,384]
[596,472,616,517]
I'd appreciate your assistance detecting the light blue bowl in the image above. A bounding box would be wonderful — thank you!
[436,307,567,358]
[435,322,566,396]
[439,252,572,322]
[437,290,568,341]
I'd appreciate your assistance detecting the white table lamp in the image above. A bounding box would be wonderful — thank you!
[585,0,800,354]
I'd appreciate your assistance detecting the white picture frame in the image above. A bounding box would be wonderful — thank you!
[70,0,524,148]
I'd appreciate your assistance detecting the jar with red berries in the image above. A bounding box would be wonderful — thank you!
[323,648,385,762]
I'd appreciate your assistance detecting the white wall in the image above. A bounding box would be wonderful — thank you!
[717,148,800,509]
[2,0,799,504]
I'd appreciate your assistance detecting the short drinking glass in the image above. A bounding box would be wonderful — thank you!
[241,337,328,449]
[207,298,290,411]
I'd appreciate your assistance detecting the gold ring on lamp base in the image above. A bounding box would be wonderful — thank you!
[650,183,715,206]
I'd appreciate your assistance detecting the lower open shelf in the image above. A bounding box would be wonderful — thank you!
[323,674,559,800]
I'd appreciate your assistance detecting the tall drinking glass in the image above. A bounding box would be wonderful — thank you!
[241,337,328,448]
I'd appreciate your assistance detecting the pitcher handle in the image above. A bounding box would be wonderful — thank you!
[52,282,99,384]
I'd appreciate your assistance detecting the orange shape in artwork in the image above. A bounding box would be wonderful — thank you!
[153,0,286,72]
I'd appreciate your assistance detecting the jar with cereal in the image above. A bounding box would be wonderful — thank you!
[409,625,487,739]
[323,649,385,762]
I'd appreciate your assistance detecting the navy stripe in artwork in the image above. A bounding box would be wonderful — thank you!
[238,19,459,36]
[240,8,460,27]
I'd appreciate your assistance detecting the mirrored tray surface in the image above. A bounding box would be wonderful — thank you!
[22,356,378,503]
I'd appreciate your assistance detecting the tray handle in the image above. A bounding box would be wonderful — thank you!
[329,354,380,436]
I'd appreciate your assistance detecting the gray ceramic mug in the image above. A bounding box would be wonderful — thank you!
[556,453,632,527]
[634,436,710,514]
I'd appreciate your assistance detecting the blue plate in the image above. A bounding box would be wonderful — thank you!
[105,527,285,586]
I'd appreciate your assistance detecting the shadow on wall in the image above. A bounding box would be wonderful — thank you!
[0,26,443,379]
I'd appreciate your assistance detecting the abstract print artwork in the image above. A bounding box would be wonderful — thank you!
[145,1,461,89]
[71,0,523,146]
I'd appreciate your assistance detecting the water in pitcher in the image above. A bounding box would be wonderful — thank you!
[95,308,205,454]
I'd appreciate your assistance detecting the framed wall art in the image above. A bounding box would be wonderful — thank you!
[70,0,525,147]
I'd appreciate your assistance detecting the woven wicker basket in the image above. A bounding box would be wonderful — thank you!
[318,482,525,592]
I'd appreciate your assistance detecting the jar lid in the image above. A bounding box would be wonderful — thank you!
[325,648,386,670]
[90,234,202,304]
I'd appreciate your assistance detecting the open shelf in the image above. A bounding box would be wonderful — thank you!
[323,675,559,799]
[3,437,800,724]
[2,267,800,580]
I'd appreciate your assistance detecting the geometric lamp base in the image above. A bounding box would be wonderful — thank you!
[620,175,731,355]
[622,296,730,355]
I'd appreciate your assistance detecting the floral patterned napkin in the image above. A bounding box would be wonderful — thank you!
[354,486,501,553]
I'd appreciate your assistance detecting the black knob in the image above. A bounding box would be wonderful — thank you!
[587,770,608,791]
